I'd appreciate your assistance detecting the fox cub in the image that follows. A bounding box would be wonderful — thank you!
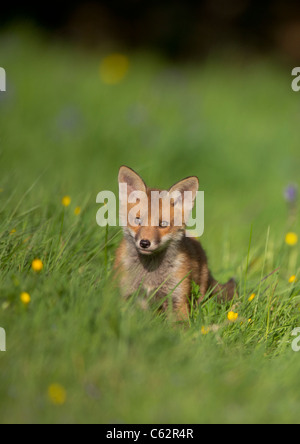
[114,166,236,320]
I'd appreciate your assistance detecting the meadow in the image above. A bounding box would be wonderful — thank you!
[0,26,300,424]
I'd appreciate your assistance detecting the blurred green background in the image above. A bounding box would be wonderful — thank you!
[0,1,300,424]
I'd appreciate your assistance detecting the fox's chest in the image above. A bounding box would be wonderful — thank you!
[123,254,181,297]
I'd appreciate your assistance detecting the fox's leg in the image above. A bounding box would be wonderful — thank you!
[113,263,137,300]
[166,276,191,322]
[174,298,190,322]
[162,297,190,323]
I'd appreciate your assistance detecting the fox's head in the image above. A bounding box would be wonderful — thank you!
[119,166,199,255]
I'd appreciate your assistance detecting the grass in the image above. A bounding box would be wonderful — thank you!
[0,25,300,424]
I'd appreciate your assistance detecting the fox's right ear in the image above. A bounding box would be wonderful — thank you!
[118,166,147,196]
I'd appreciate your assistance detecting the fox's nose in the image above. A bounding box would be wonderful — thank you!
[140,239,151,249]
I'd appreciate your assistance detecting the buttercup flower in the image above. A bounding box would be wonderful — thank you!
[289,275,297,284]
[20,292,31,305]
[201,326,210,335]
[285,232,298,246]
[31,259,44,272]
[62,196,71,207]
[100,54,129,85]
[248,293,256,302]
[227,311,238,322]
[48,384,67,405]
[74,206,81,216]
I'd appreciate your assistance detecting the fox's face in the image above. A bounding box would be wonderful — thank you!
[119,166,199,255]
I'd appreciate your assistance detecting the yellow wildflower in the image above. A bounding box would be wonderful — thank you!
[31,259,43,272]
[20,292,31,305]
[285,232,298,246]
[289,275,297,284]
[74,206,81,216]
[47,384,67,405]
[248,293,256,302]
[201,326,210,335]
[100,54,129,85]
[227,311,238,322]
[62,196,71,207]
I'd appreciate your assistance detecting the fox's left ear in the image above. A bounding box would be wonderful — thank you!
[169,176,199,204]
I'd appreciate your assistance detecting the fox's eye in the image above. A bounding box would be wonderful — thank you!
[159,221,169,228]
[135,217,142,226]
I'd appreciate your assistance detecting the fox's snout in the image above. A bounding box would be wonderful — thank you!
[140,239,151,249]
[132,225,169,255]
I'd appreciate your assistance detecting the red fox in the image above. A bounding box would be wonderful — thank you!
[114,166,236,321]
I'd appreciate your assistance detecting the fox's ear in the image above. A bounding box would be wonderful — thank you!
[169,176,199,203]
[118,166,147,195]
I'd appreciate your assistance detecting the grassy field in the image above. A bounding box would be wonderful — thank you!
[0,26,300,424]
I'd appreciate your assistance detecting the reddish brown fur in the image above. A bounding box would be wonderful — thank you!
[114,166,236,321]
